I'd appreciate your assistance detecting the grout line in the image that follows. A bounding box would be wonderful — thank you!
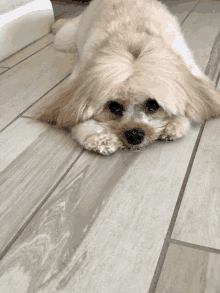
[0,33,52,66]
[0,66,10,68]
[0,69,9,77]
[21,71,72,116]
[164,124,205,240]
[3,41,53,70]
[215,69,220,89]
[205,28,220,81]
[0,149,83,261]
[148,123,205,293]
[0,72,72,134]
[169,238,220,255]
[180,0,201,26]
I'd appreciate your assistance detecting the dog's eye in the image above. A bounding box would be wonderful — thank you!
[108,101,124,116]
[145,99,159,113]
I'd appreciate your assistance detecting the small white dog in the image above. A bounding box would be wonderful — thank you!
[39,0,220,155]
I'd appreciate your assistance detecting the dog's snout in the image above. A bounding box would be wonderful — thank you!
[124,128,145,145]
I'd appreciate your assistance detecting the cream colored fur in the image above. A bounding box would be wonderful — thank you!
[39,0,220,155]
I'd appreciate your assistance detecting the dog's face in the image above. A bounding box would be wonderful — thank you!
[39,33,220,153]
[92,94,170,150]
[78,55,220,151]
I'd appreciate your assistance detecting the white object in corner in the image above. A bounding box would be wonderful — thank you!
[0,0,54,62]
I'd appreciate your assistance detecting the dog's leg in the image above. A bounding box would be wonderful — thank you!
[71,120,122,155]
[158,116,190,141]
[53,14,82,53]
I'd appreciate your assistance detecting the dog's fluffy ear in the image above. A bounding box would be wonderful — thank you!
[37,79,79,132]
[182,72,220,122]
[55,93,95,131]
[38,76,98,132]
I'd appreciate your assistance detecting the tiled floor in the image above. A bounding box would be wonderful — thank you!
[1,0,220,292]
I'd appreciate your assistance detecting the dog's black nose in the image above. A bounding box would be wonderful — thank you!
[124,128,145,145]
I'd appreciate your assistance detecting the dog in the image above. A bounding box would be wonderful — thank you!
[39,0,220,155]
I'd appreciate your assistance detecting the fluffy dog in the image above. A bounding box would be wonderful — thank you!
[39,0,220,155]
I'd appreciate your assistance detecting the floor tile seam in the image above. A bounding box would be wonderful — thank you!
[169,238,220,255]
[0,72,72,134]
[0,33,53,67]
[148,123,205,293]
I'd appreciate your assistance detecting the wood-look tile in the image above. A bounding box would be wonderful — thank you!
[163,0,199,23]
[0,34,54,68]
[0,0,219,292]
[0,124,201,292]
[0,44,78,132]
[0,67,8,74]
[165,0,220,249]
[155,243,220,293]
[179,0,220,73]
[0,117,82,254]
[172,117,220,249]
[205,30,220,87]
[23,74,72,119]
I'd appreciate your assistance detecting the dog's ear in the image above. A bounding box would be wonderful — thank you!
[38,76,99,132]
[182,72,220,122]
[37,78,79,132]
[55,93,96,131]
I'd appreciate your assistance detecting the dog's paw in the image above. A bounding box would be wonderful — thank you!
[158,133,181,141]
[83,132,121,155]
[158,116,190,141]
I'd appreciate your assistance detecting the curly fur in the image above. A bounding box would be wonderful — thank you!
[38,0,220,155]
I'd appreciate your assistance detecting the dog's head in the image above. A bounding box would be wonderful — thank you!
[40,32,220,150]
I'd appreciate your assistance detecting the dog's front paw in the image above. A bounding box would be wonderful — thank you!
[72,120,122,155]
[158,116,190,141]
[83,132,121,155]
